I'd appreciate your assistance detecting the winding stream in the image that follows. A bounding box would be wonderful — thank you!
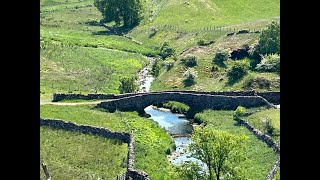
[138,57,197,165]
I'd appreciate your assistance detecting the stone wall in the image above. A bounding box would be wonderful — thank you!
[40,118,149,180]
[237,117,280,179]
[52,90,280,105]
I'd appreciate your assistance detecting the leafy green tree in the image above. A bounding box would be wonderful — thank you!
[119,76,138,93]
[258,21,280,55]
[94,0,142,28]
[189,127,248,180]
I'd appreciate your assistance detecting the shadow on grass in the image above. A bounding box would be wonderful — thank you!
[213,60,227,68]
[183,79,196,87]
[225,77,244,86]
[91,23,135,36]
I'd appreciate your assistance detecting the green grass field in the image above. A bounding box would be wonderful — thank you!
[40,40,148,101]
[40,126,128,179]
[194,109,279,179]
[245,108,280,144]
[40,105,175,179]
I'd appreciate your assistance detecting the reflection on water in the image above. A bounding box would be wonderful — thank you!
[144,105,203,166]
[144,106,193,136]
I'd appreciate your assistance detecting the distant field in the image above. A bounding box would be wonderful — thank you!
[40,105,175,179]
[40,126,128,179]
[194,109,279,179]
[40,40,148,101]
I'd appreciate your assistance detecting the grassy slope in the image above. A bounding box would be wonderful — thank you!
[194,110,278,179]
[40,41,148,101]
[245,108,280,144]
[130,0,280,92]
[40,0,156,55]
[40,105,175,179]
[40,126,128,179]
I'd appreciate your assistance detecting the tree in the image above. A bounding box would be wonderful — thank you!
[119,76,138,93]
[258,21,280,55]
[189,127,248,180]
[94,0,142,28]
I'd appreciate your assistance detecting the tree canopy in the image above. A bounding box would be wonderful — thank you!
[258,21,280,55]
[94,0,142,28]
[186,127,248,180]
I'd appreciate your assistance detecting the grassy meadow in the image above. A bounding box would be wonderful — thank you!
[40,105,175,179]
[40,126,128,179]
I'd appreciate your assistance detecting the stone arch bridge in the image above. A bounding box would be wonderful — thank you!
[97,91,279,118]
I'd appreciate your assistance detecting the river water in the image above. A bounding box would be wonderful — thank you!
[138,57,196,165]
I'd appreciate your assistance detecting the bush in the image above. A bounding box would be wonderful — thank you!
[255,53,280,72]
[164,60,175,71]
[227,62,248,81]
[258,21,280,55]
[183,68,198,81]
[165,148,171,155]
[234,106,246,117]
[261,116,275,136]
[151,60,161,77]
[182,56,197,67]
[213,50,229,64]
[160,42,175,59]
[119,76,138,93]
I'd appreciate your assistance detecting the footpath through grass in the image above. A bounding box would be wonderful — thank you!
[40,105,175,179]
[40,126,128,179]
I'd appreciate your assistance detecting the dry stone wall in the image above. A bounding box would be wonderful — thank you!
[40,118,149,180]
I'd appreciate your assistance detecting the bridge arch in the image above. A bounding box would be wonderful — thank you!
[97,92,273,118]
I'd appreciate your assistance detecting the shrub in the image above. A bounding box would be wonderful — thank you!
[183,68,198,81]
[227,62,248,81]
[165,148,171,155]
[213,50,229,65]
[119,76,138,93]
[257,21,280,55]
[160,42,175,59]
[255,53,280,72]
[182,56,197,67]
[234,106,246,117]
[261,116,275,136]
[164,60,175,71]
[151,60,161,77]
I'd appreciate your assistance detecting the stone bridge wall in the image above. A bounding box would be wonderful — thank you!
[97,92,273,117]
[53,90,280,104]
[40,118,150,180]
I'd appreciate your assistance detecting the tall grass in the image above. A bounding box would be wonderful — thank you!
[40,126,128,179]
